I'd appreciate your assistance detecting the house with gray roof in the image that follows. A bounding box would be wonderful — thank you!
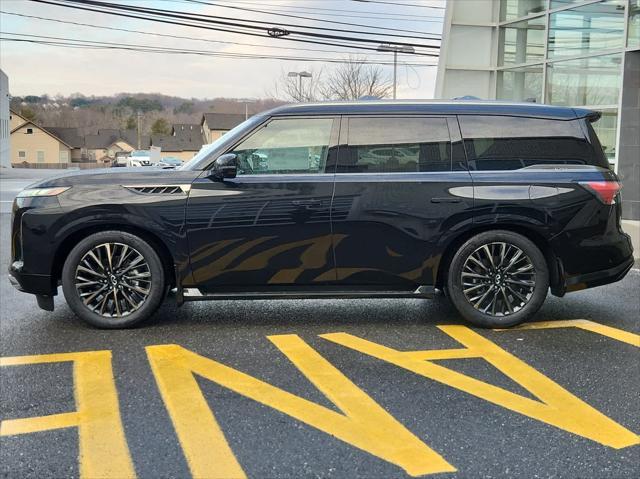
[151,123,204,161]
[201,113,246,144]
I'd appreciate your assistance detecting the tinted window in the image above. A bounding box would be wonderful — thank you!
[459,115,598,170]
[340,117,451,173]
[229,118,333,175]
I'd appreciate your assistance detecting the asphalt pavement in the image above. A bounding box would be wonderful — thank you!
[1,169,639,479]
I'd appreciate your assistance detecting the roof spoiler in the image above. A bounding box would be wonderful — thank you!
[574,108,601,122]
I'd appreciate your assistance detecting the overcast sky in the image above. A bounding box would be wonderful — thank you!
[0,0,445,100]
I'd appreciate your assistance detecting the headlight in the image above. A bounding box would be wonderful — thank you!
[17,187,71,198]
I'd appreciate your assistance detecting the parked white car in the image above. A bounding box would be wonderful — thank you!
[128,150,154,167]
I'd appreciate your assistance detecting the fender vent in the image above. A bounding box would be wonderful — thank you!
[126,185,188,195]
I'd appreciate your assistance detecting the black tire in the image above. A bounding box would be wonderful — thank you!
[61,231,166,328]
[446,230,549,328]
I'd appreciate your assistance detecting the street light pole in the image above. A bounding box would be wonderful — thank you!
[376,44,415,100]
[393,50,398,100]
[288,71,312,101]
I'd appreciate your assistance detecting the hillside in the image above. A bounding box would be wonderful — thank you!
[10,93,286,135]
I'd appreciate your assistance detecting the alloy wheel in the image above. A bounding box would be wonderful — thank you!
[74,242,152,318]
[460,242,536,317]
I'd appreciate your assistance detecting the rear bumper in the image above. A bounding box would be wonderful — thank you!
[564,255,635,293]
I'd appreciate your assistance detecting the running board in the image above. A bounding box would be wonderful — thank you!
[181,285,436,302]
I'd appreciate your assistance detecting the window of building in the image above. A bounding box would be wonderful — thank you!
[548,0,626,59]
[550,0,588,7]
[18,150,26,159]
[26,128,33,134]
[498,15,546,66]
[497,64,543,102]
[36,151,45,163]
[59,150,70,163]
[546,53,623,106]
[458,115,605,170]
[339,117,451,173]
[590,109,618,163]
[228,117,333,175]
[500,0,546,22]
[629,0,640,48]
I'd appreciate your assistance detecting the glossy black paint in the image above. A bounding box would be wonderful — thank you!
[8,101,634,311]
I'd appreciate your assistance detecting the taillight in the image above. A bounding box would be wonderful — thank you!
[579,181,621,205]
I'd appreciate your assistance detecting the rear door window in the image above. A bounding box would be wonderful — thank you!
[339,117,452,173]
[458,115,600,170]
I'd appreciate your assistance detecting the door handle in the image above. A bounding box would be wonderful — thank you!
[292,199,322,206]
[431,197,461,204]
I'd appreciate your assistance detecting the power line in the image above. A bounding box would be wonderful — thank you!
[0,32,440,66]
[352,1,446,8]
[40,0,441,48]
[0,10,432,58]
[182,0,444,30]
[210,0,445,19]
[78,0,440,42]
[30,0,440,55]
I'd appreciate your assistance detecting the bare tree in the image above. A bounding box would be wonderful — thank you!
[270,68,323,102]
[271,58,392,102]
[319,57,392,100]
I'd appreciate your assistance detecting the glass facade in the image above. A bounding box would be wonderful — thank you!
[499,16,546,65]
[548,1,626,58]
[546,53,622,105]
[497,65,544,101]
[629,0,640,48]
[501,0,546,21]
[496,0,638,166]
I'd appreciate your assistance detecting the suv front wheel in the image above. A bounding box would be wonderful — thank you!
[61,231,166,328]
[446,230,549,328]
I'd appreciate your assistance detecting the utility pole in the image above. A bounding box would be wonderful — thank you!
[376,44,415,99]
[136,111,142,150]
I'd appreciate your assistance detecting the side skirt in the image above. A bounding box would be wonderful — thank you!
[181,285,436,302]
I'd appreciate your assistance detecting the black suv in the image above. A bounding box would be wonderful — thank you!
[9,101,634,328]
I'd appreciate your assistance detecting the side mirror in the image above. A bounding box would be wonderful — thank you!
[209,153,238,180]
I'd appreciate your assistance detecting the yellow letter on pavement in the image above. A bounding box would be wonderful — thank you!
[0,351,136,479]
[147,337,455,479]
[321,326,639,449]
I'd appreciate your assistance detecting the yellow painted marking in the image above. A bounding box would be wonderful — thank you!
[495,319,640,347]
[147,345,246,479]
[147,338,455,478]
[0,351,136,478]
[321,326,639,449]
[1,412,78,435]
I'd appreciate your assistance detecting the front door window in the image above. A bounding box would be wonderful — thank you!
[228,118,333,175]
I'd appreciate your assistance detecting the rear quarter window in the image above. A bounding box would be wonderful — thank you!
[459,115,605,170]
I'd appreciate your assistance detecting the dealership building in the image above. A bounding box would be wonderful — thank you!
[435,0,639,221]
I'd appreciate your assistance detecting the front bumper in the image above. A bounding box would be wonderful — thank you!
[8,261,57,296]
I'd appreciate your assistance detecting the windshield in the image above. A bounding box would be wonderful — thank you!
[131,150,149,157]
[180,115,265,170]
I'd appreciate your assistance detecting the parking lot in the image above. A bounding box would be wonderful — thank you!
[1,170,638,478]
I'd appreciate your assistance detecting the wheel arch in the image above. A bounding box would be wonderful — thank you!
[436,224,561,294]
[52,223,176,289]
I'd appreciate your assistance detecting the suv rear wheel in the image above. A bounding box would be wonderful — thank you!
[446,230,549,328]
[61,231,166,328]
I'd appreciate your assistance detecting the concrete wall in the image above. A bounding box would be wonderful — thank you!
[0,70,9,168]
[11,124,70,166]
[618,50,640,221]
[435,0,498,100]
